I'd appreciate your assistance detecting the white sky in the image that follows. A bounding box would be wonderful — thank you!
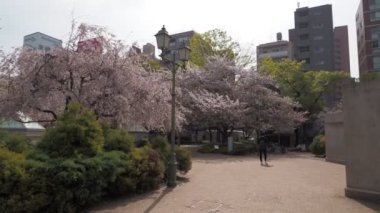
[0,0,360,77]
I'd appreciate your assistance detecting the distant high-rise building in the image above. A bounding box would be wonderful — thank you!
[334,26,351,73]
[256,32,293,67]
[23,32,62,51]
[356,0,380,76]
[289,5,335,71]
[143,43,156,59]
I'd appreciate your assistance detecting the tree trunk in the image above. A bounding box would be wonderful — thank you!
[208,129,212,143]
[221,130,229,145]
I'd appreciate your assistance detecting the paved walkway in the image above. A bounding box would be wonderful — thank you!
[91,151,380,213]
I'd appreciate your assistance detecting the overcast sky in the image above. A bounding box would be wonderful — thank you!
[0,0,360,77]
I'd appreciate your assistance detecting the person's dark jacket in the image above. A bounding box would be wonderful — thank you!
[258,139,267,151]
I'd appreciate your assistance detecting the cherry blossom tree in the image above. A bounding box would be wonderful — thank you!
[0,23,180,131]
[236,71,305,137]
[179,56,305,143]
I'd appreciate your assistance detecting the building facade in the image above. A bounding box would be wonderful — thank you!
[164,30,195,61]
[356,0,380,75]
[256,33,293,67]
[23,32,62,51]
[168,31,195,52]
[289,5,335,71]
[143,43,156,59]
[334,26,351,73]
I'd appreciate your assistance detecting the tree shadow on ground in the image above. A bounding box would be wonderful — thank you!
[89,176,189,212]
[192,150,317,164]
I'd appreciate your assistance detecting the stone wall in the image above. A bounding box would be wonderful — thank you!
[325,112,345,164]
[343,80,380,201]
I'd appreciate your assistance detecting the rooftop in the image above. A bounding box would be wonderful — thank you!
[257,40,289,48]
[24,32,62,42]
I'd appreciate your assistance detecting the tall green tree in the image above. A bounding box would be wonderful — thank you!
[189,29,253,68]
[259,58,349,114]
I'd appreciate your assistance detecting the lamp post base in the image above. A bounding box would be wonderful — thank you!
[167,153,177,187]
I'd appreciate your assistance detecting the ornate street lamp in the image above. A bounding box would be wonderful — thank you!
[155,25,190,187]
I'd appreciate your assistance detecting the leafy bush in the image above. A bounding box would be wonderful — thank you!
[103,128,134,153]
[0,148,50,213]
[150,136,170,159]
[229,140,257,155]
[198,140,256,155]
[132,147,165,193]
[135,138,149,148]
[309,134,325,155]
[198,143,219,153]
[0,103,192,212]
[175,147,192,174]
[0,132,31,153]
[38,103,104,158]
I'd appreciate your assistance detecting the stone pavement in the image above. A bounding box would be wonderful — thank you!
[91,151,380,213]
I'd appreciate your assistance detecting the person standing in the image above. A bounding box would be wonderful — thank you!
[258,138,268,165]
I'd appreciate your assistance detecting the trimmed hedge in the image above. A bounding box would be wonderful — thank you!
[198,140,257,155]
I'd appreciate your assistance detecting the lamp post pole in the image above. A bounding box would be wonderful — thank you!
[155,25,190,188]
[168,53,177,187]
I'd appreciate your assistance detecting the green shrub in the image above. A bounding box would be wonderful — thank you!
[0,103,183,212]
[0,148,27,197]
[309,134,325,155]
[0,132,31,153]
[135,138,149,147]
[103,128,134,153]
[38,102,104,158]
[150,136,170,159]
[16,151,136,213]
[175,147,192,174]
[132,147,165,192]
[198,143,219,153]
[229,140,257,155]
[0,148,49,213]
[199,140,256,155]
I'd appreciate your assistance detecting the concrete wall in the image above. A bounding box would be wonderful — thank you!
[325,112,345,164]
[343,80,380,201]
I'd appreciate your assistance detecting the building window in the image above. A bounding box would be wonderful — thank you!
[370,12,380,21]
[369,0,380,10]
[313,36,324,40]
[298,22,309,29]
[299,46,310,52]
[373,56,380,69]
[177,37,188,46]
[298,10,309,17]
[316,60,325,65]
[299,34,309,40]
[315,47,324,53]
[371,27,380,40]
[372,41,380,53]
[313,23,324,29]
[301,58,310,64]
